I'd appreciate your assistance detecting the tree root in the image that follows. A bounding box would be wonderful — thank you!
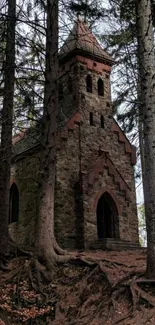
[0,310,10,325]
[0,259,9,271]
[98,261,113,285]
[0,248,154,325]
[8,237,33,257]
[114,310,132,324]
[131,282,155,307]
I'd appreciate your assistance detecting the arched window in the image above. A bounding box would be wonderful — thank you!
[9,183,19,223]
[98,78,104,96]
[68,76,72,93]
[86,75,92,93]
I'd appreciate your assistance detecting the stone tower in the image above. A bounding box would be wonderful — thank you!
[10,20,139,250]
[54,20,139,249]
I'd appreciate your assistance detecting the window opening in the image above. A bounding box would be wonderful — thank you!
[101,115,104,128]
[9,183,19,223]
[86,75,92,93]
[98,78,104,96]
[90,112,94,126]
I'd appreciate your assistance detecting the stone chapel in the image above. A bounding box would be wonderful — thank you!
[10,20,139,250]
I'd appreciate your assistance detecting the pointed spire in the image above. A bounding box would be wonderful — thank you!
[59,20,114,65]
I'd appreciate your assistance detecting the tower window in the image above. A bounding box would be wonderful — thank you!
[90,112,94,125]
[86,75,92,93]
[59,82,63,100]
[98,78,104,96]
[9,183,19,223]
[101,115,104,128]
[68,76,72,93]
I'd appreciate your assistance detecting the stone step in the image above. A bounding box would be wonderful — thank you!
[89,239,141,251]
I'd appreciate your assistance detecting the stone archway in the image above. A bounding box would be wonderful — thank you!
[96,192,119,239]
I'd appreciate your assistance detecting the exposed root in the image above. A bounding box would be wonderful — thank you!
[114,310,132,324]
[132,282,155,307]
[1,248,155,325]
[0,259,9,271]
[8,238,33,257]
[112,270,143,289]
[98,261,112,285]
[0,310,10,325]
[53,239,66,256]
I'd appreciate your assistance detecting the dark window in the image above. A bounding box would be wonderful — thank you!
[90,112,94,125]
[101,115,104,128]
[68,76,72,93]
[59,82,63,100]
[98,78,104,96]
[9,183,19,223]
[86,75,92,93]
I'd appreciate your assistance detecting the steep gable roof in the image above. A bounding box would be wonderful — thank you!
[59,19,114,65]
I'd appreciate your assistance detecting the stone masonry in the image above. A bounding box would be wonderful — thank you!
[10,20,139,249]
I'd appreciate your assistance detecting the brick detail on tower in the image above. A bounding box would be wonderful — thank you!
[10,19,139,249]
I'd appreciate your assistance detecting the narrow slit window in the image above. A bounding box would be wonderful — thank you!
[101,115,104,128]
[98,78,104,96]
[9,183,19,223]
[90,112,94,126]
[86,75,92,93]
[68,76,72,93]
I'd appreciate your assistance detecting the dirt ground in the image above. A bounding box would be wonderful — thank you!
[1,249,155,325]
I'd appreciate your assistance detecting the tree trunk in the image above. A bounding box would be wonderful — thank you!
[34,0,65,268]
[136,0,155,278]
[138,113,145,182]
[0,0,16,255]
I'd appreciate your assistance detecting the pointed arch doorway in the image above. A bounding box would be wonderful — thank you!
[96,192,119,239]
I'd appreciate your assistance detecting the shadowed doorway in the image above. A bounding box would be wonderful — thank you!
[96,192,119,239]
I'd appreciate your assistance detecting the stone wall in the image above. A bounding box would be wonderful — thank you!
[78,60,138,245]
[10,55,139,249]
[56,56,139,247]
[10,150,40,246]
[55,125,80,248]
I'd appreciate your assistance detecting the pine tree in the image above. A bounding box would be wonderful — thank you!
[34,0,67,272]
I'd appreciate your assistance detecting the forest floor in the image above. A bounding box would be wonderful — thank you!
[0,248,155,325]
